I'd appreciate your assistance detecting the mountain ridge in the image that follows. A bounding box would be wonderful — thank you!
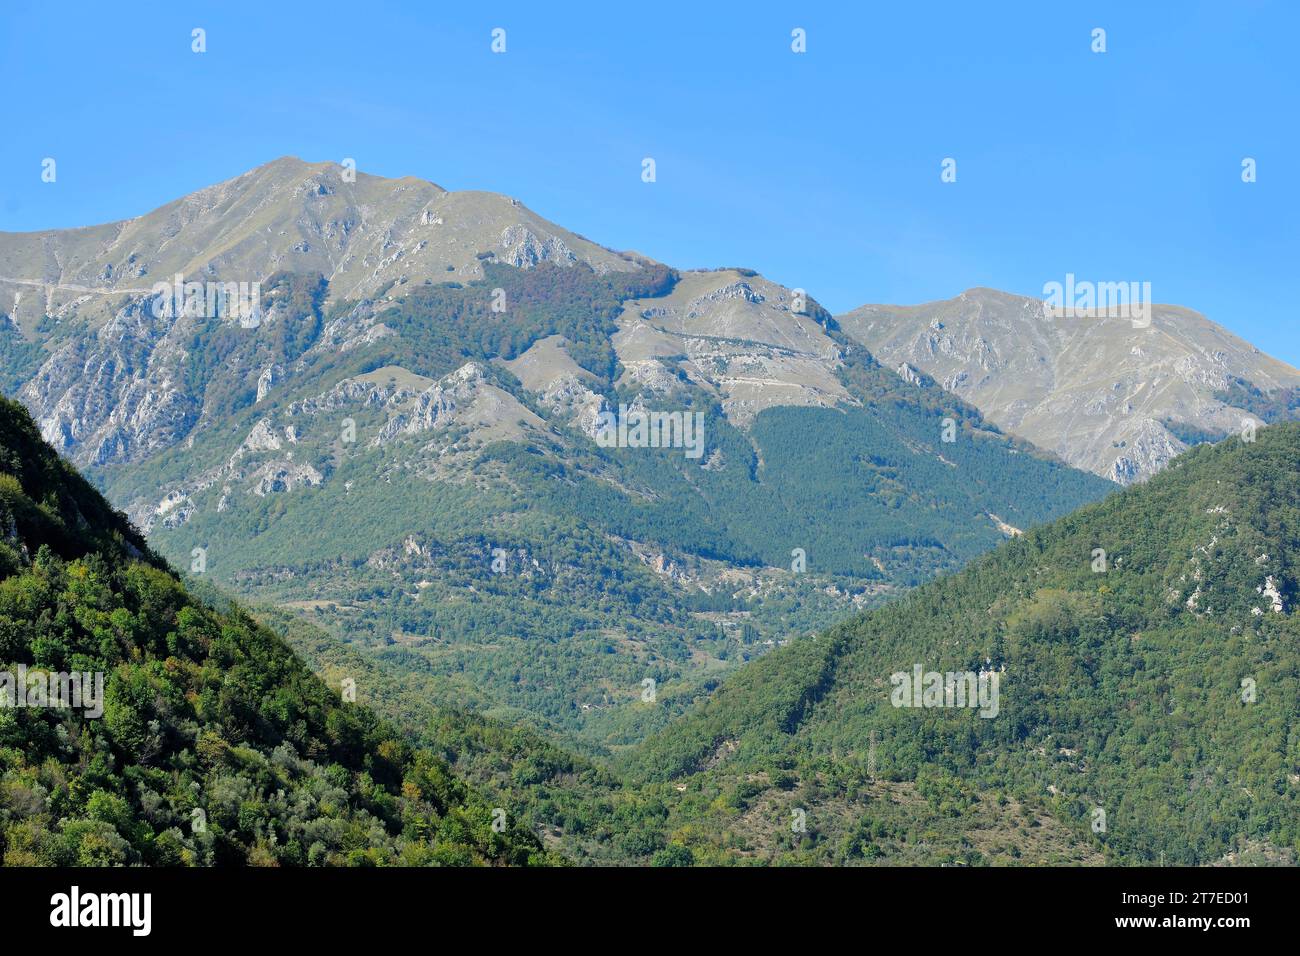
[0,157,1231,756]
[838,286,1300,484]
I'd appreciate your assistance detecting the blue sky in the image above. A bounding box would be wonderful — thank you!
[3,0,1297,361]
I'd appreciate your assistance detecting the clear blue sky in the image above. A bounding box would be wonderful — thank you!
[3,1,1297,361]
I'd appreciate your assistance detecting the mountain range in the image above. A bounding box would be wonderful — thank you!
[0,158,1296,867]
[3,385,1296,866]
[1,158,1117,750]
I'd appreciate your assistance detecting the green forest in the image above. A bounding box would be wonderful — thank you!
[0,398,553,866]
[621,424,1300,865]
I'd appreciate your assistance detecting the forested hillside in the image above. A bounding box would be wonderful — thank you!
[622,424,1300,865]
[0,398,553,866]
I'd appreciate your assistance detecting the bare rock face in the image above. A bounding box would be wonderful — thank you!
[250,460,324,496]
[20,296,200,466]
[497,225,576,269]
[285,372,414,419]
[611,270,850,427]
[896,363,923,386]
[494,336,606,436]
[1107,419,1186,484]
[154,490,195,529]
[376,363,491,442]
[239,418,283,455]
[684,279,767,315]
[256,364,284,403]
[7,157,1296,504]
[617,359,679,395]
[134,357,546,529]
[839,288,1300,484]
[539,375,606,437]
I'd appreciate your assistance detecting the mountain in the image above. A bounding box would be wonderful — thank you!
[0,158,1112,752]
[4,159,1295,869]
[0,156,632,336]
[1,157,635,467]
[0,396,553,866]
[838,287,1300,484]
[623,422,1300,865]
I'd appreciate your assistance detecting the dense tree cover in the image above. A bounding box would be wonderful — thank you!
[8,375,1292,866]
[259,592,1103,866]
[1162,418,1231,447]
[209,495,873,746]
[0,320,44,397]
[141,362,1104,748]
[0,398,554,866]
[376,260,676,381]
[731,349,1113,580]
[55,253,1119,856]
[1215,377,1300,426]
[254,606,666,864]
[623,424,1300,865]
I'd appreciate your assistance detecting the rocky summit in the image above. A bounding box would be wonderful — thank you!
[838,287,1300,484]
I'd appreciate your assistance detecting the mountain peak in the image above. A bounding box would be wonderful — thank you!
[838,288,1300,484]
[0,158,638,336]
[239,155,448,193]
